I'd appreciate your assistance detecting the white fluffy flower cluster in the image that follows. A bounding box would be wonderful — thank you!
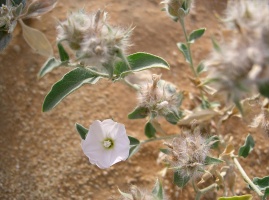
[165,130,210,179]
[206,0,269,102]
[57,10,132,69]
[138,74,183,122]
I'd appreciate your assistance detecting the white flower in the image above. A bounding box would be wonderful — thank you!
[82,119,130,169]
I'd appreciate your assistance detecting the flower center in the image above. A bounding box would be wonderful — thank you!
[103,138,114,149]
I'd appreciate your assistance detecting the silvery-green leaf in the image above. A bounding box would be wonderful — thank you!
[128,106,148,119]
[144,121,156,138]
[173,171,190,188]
[152,179,164,200]
[238,134,255,158]
[128,136,140,146]
[38,57,62,78]
[43,67,101,112]
[189,28,206,43]
[19,20,53,57]
[114,52,170,78]
[57,42,69,62]
[204,156,223,165]
[0,31,12,51]
[129,144,140,158]
[23,0,57,19]
[177,42,190,63]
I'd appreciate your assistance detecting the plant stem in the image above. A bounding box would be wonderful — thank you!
[179,18,197,77]
[122,78,140,91]
[195,183,218,200]
[140,134,179,144]
[232,156,264,197]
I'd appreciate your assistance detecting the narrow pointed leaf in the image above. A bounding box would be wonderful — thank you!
[189,28,206,43]
[75,123,88,140]
[206,135,220,149]
[177,43,190,63]
[128,136,140,146]
[204,156,223,165]
[43,67,101,112]
[0,31,12,51]
[144,121,156,138]
[128,106,148,119]
[196,62,206,74]
[24,0,57,18]
[152,179,164,200]
[174,171,190,188]
[38,57,62,77]
[238,134,255,158]
[218,194,253,200]
[114,52,170,77]
[211,37,221,53]
[57,42,69,62]
[160,148,170,155]
[20,20,53,57]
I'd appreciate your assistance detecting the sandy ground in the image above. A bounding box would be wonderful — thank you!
[1,0,269,199]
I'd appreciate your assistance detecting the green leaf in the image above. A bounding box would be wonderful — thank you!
[164,110,182,125]
[206,135,220,149]
[75,123,88,140]
[144,122,156,138]
[160,148,170,155]
[204,156,223,165]
[152,179,164,200]
[173,171,190,188]
[0,31,12,51]
[57,42,69,62]
[189,28,206,43]
[128,106,149,119]
[196,62,206,74]
[38,57,62,78]
[218,195,253,200]
[211,37,221,53]
[43,67,101,112]
[128,136,140,146]
[129,144,140,158]
[114,52,170,77]
[19,19,53,57]
[258,81,269,98]
[24,0,57,19]
[177,43,190,63]
[250,175,269,199]
[238,134,255,158]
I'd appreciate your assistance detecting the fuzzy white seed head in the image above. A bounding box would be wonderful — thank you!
[206,0,269,102]
[165,130,210,179]
[138,74,182,118]
[57,10,132,69]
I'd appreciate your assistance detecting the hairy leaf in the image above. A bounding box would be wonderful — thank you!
[38,57,62,77]
[128,136,140,146]
[173,171,190,188]
[144,121,156,138]
[24,0,57,18]
[43,67,101,112]
[114,52,170,77]
[0,31,12,51]
[204,156,223,165]
[177,42,190,63]
[152,179,164,200]
[189,28,206,43]
[238,134,255,158]
[128,106,148,119]
[20,20,53,57]
[75,123,88,140]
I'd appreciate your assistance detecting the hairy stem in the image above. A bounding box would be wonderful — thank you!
[179,18,197,77]
[122,78,140,91]
[233,157,264,197]
[140,134,179,144]
[195,183,218,200]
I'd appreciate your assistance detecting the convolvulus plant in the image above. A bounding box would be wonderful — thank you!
[0,0,56,56]
[38,0,269,199]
